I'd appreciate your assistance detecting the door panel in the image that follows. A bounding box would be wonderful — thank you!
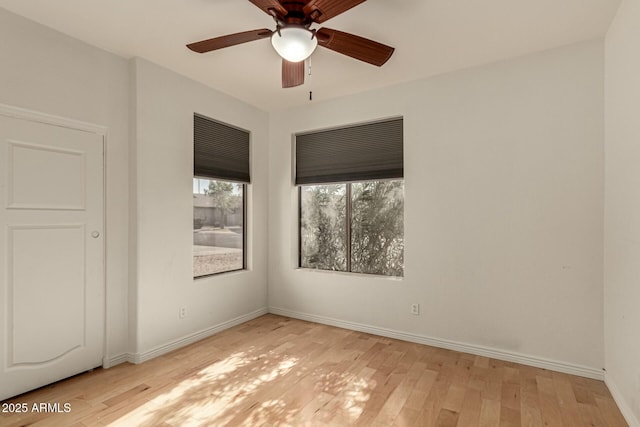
[9,225,85,366]
[7,141,86,210]
[0,114,104,401]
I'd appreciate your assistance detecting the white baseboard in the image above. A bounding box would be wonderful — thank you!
[268,307,604,381]
[103,352,132,368]
[605,372,640,427]
[127,308,268,365]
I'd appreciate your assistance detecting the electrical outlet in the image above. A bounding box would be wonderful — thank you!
[179,307,187,319]
[411,303,420,315]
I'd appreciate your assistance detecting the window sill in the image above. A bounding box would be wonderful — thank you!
[294,267,403,281]
[193,268,247,281]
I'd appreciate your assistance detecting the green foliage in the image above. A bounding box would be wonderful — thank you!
[300,180,404,276]
[194,217,204,229]
[351,181,404,276]
[206,180,241,229]
[300,184,347,271]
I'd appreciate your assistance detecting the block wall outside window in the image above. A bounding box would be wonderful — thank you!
[193,178,245,277]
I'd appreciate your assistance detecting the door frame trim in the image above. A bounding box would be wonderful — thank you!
[0,102,110,368]
[0,103,108,135]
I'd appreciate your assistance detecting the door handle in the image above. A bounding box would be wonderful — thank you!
[91,231,100,238]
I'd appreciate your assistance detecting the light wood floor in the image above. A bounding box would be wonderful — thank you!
[0,314,628,426]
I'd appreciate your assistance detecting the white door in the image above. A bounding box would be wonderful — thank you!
[0,114,104,401]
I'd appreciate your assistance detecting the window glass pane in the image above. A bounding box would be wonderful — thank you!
[351,180,404,276]
[300,184,347,271]
[193,178,244,277]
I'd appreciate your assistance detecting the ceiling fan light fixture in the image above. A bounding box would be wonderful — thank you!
[271,26,318,62]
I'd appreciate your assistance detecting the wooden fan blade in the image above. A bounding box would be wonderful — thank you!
[248,0,287,18]
[316,27,394,66]
[187,29,272,53]
[282,60,304,88]
[304,0,366,23]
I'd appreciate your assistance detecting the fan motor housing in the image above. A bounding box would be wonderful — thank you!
[280,1,307,25]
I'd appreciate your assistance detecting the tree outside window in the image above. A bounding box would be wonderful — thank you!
[193,178,244,277]
[300,179,404,277]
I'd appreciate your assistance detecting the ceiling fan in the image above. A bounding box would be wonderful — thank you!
[187,0,395,88]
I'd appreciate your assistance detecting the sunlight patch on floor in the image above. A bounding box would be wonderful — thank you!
[311,365,376,423]
[109,351,299,426]
[343,373,376,420]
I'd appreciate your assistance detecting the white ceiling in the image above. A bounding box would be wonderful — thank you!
[0,0,621,111]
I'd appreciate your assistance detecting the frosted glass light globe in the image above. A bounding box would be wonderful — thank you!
[271,26,318,63]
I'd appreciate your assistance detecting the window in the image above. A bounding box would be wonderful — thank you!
[300,180,404,276]
[300,184,347,271]
[296,118,404,277]
[193,114,249,277]
[193,178,245,277]
[350,180,404,275]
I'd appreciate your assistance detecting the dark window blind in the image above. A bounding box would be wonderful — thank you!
[194,114,250,183]
[296,118,403,185]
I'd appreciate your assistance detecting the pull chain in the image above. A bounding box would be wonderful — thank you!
[308,58,313,101]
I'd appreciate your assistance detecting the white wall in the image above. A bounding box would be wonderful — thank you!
[3,6,623,404]
[0,9,130,361]
[0,8,270,365]
[129,58,269,357]
[269,41,605,374]
[604,0,640,424]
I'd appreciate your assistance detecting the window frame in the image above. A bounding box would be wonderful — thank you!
[193,176,247,279]
[297,178,404,277]
[193,112,250,279]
